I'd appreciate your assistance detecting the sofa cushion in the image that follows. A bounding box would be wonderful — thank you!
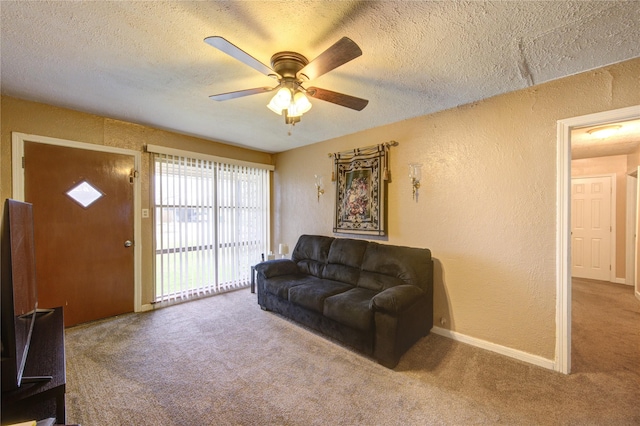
[323,287,378,331]
[327,238,369,267]
[255,259,299,278]
[296,259,326,278]
[371,285,426,314]
[358,271,405,292]
[323,238,369,286]
[288,279,352,313]
[263,274,314,300]
[358,242,432,291]
[291,234,334,278]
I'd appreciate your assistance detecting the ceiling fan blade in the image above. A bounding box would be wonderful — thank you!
[297,37,362,81]
[209,87,275,101]
[204,36,277,77]
[307,87,368,111]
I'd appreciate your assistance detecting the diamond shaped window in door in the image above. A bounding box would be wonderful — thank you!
[66,180,104,208]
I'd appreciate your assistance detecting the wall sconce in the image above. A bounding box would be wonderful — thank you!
[409,163,422,201]
[278,243,289,259]
[315,174,325,202]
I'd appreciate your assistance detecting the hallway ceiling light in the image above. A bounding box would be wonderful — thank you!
[587,125,622,139]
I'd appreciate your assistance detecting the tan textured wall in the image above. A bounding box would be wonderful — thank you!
[571,155,627,280]
[0,96,274,305]
[273,58,640,360]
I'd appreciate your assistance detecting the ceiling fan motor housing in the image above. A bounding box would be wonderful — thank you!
[270,52,309,79]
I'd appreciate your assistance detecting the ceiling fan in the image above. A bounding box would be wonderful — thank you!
[204,36,369,126]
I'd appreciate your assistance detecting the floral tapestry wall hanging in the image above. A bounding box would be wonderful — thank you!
[331,141,397,235]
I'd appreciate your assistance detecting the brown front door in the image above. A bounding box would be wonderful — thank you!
[24,141,135,327]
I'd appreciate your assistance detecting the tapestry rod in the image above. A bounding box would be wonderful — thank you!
[327,140,398,158]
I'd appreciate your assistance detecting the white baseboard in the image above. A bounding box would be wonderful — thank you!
[431,326,555,371]
[613,277,628,285]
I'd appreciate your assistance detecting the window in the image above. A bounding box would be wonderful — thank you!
[151,148,270,302]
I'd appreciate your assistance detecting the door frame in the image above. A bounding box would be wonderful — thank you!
[556,104,640,374]
[11,132,143,314]
[636,166,640,302]
[633,165,640,300]
[625,172,637,289]
[570,174,616,283]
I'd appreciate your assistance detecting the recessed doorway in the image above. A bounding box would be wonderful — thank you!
[557,105,640,374]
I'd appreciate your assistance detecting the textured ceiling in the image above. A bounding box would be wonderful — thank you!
[1,1,639,153]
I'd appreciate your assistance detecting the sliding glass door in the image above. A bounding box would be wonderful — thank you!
[152,152,270,302]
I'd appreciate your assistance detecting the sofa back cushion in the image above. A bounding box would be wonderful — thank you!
[323,238,369,286]
[291,234,334,278]
[358,242,432,292]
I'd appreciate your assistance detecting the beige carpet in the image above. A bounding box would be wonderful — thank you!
[64,279,640,425]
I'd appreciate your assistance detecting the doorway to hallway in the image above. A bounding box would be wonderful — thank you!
[557,105,640,374]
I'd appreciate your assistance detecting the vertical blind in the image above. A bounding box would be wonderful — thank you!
[153,152,270,302]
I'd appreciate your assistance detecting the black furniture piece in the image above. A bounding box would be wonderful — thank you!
[1,307,66,424]
[1,199,67,424]
[256,234,433,368]
[251,265,256,293]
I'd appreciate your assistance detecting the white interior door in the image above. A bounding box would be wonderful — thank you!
[636,167,640,300]
[627,174,637,288]
[571,176,612,281]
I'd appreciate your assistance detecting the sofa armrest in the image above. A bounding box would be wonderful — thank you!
[371,285,425,314]
[255,259,299,278]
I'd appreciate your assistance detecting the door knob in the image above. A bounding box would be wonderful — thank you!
[124,240,133,248]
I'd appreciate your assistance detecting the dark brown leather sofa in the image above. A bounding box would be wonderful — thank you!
[255,234,433,368]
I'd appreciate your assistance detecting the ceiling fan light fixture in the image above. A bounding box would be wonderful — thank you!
[266,100,283,115]
[587,125,622,139]
[287,91,312,118]
[269,87,293,110]
[284,110,301,125]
